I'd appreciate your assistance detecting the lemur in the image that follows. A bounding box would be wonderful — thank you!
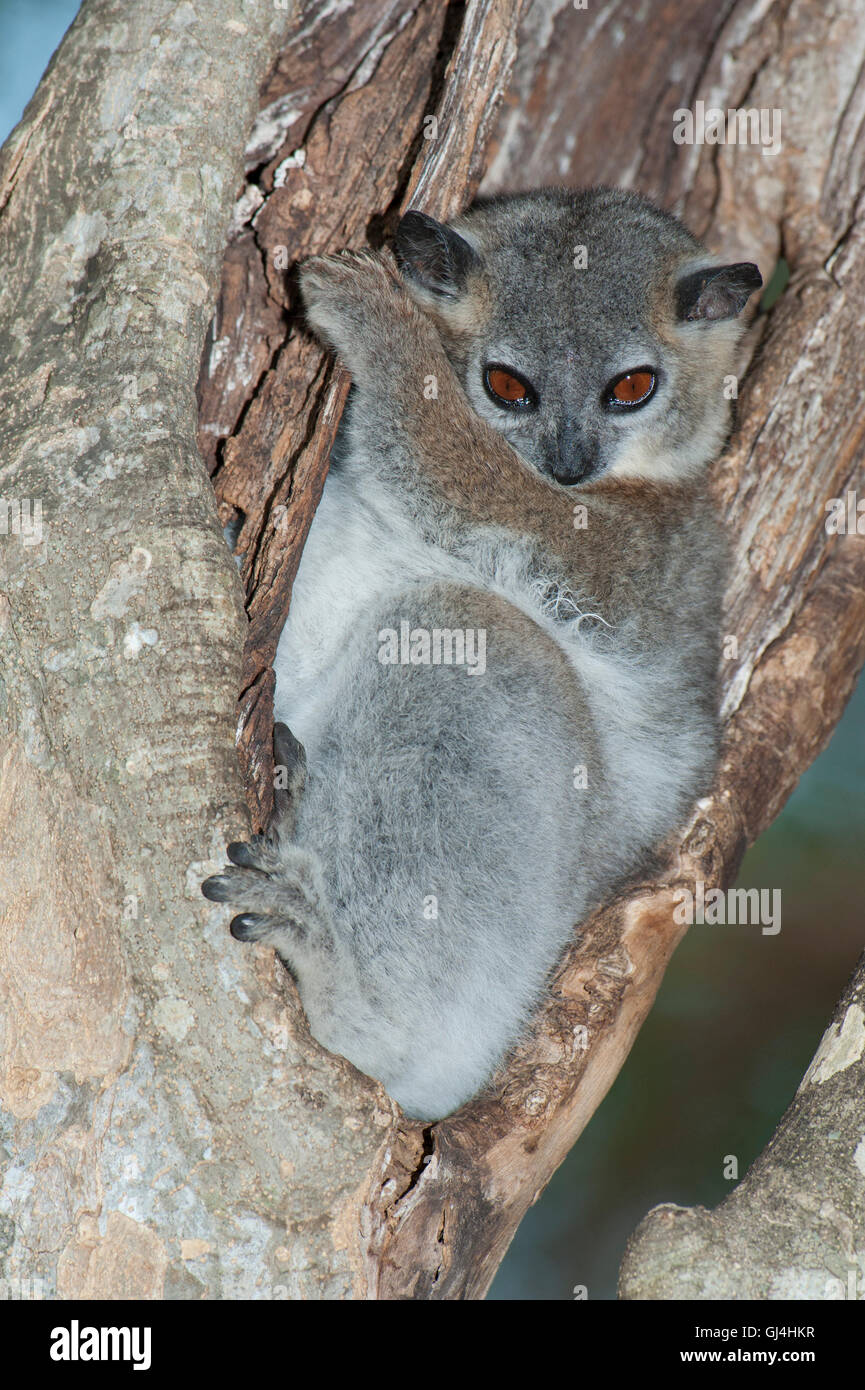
[203,188,762,1120]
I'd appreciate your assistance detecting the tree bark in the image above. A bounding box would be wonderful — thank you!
[2,0,864,1304]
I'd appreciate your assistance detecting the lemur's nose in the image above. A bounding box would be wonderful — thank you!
[548,422,594,486]
[550,459,593,486]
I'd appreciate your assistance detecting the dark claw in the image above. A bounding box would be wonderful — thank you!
[201,875,232,903]
[230,913,268,942]
[227,841,262,869]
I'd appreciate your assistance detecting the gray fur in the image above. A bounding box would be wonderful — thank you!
[203,188,761,1120]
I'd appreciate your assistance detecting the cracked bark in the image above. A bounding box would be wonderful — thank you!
[3,0,864,1304]
[201,0,521,827]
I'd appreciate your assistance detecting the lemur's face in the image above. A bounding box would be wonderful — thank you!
[394,190,761,489]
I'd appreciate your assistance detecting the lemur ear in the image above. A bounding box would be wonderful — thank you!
[675,262,763,322]
[394,210,480,299]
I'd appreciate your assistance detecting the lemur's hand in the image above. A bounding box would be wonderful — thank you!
[299,249,447,386]
[201,724,338,969]
[299,245,522,510]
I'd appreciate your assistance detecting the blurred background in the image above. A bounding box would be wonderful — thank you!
[5,0,862,1302]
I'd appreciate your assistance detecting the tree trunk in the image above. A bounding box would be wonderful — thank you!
[1,0,863,1303]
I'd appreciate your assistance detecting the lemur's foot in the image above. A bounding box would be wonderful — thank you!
[298,249,417,370]
[202,835,333,952]
[201,722,333,955]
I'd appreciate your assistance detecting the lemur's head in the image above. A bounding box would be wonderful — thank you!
[393,188,761,488]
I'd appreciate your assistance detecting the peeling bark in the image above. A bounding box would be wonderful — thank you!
[200,0,524,826]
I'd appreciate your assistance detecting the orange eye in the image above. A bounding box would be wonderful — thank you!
[608,368,656,406]
[484,365,537,409]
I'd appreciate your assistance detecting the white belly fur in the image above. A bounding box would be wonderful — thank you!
[273,461,701,850]
[273,466,447,760]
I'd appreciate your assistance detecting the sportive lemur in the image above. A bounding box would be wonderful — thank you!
[203,188,762,1120]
